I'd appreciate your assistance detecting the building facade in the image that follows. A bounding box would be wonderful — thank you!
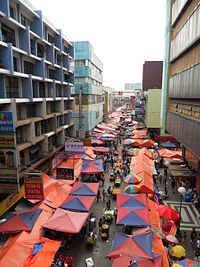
[0,0,75,213]
[163,0,200,190]
[102,86,113,118]
[124,83,142,93]
[142,61,163,91]
[73,41,103,136]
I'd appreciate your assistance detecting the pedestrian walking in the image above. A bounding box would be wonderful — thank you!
[195,236,200,259]
[114,207,118,223]
[190,228,197,248]
[107,186,112,199]
[101,174,105,187]
[98,218,103,235]
[97,189,101,202]
[107,199,111,210]
[182,231,187,245]
[171,176,176,194]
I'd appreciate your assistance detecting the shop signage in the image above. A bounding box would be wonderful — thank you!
[52,151,66,169]
[56,166,74,180]
[0,111,15,133]
[24,173,44,200]
[65,141,84,153]
[79,129,85,139]
[0,169,19,194]
[0,149,16,168]
[0,133,15,148]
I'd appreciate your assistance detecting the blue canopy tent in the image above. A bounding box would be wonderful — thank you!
[162,141,176,149]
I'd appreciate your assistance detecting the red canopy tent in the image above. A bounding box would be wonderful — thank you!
[156,204,179,221]
[70,182,99,196]
[42,208,89,234]
[117,194,149,210]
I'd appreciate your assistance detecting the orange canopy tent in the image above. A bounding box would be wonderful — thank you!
[0,203,54,267]
[56,158,83,179]
[158,149,182,159]
[138,148,153,159]
[24,237,61,267]
[141,139,155,148]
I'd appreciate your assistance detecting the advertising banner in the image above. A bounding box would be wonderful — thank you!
[52,151,66,169]
[65,142,84,153]
[56,166,74,180]
[24,173,44,200]
[0,149,16,168]
[0,133,15,148]
[0,111,15,133]
[0,169,19,193]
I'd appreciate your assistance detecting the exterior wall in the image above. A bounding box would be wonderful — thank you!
[0,0,75,206]
[164,0,200,162]
[145,89,162,128]
[73,41,103,134]
[142,61,163,91]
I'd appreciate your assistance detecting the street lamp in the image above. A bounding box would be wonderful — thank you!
[178,186,186,229]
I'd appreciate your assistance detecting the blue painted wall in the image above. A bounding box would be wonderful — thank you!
[74,41,91,60]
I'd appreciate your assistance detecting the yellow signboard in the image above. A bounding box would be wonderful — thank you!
[0,135,15,148]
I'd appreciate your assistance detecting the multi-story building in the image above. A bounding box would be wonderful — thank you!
[142,61,163,91]
[72,41,103,136]
[162,0,200,190]
[124,83,142,93]
[0,0,75,213]
[102,86,113,118]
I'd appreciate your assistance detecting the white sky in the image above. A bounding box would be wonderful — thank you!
[30,0,166,89]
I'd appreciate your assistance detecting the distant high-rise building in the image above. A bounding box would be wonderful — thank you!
[142,61,163,91]
[73,41,103,136]
[124,83,142,92]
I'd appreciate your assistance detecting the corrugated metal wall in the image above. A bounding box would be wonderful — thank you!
[142,61,163,91]
[169,62,200,98]
[171,0,191,25]
[166,111,200,159]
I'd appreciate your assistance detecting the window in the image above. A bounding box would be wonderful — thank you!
[32,81,37,98]
[37,43,44,58]
[24,61,33,75]
[57,85,62,97]
[56,53,61,65]
[75,60,86,66]
[21,14,32,30]
[63,46,68,54]
[16,127,23,144]
[48,34,54,44]
[13,57,18,72]
[49,69,55,79]
[39,82,45,97]
[5,76,19,98]
[2,24,15,46]
[30,39,35,55]
[9,6,16,19]
[35,122,40,136]
[27,104,36,117]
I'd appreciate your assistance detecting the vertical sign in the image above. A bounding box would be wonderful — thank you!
[24,173,44,200]
[0,111,19,194]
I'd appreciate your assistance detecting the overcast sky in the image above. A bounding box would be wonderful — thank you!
[31,0,166,89]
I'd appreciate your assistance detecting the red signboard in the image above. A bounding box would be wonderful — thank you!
[56,167,74,180]
[24,173,44,200]
[118,92,123,96]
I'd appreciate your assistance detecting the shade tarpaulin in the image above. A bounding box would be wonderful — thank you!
[93,147,110,153]
[24,237,61,267]
[81,159,103,174]
[117,194,149,210]
[43,208,89,234]
[158,148,182,159]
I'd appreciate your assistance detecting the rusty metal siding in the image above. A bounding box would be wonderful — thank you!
[169,62,200,98]
[166,111,200,159]
[142,61,163,91]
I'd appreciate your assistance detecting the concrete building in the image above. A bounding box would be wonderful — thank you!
[162,0,200,190]
[73,41,103,136]
[0,0,75,213]
[124,83,142,93]
[102,86,113,118]
[142,61,163,91]
[144,89,162,129]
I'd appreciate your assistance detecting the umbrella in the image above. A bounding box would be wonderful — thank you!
[166,235,178,244]
[172,245,185,258]
[70,182,99,196]
[59,195,95,212]
[156,204,179,221]
[43,208,89,234]
[177,258,199,267]
[117,194,149,210]
[107,231,155,259]
[93,147,110,153]
[127,148,139,156]
[123,174,143,185]
[0,209,42,234]
[124,185,140,194]
[123,139,134,146]
[116,207,150,227]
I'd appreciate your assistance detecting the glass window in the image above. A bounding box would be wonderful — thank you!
[24,61,34,75]
[2,24,15,46]
[48,34,55,44]
[37,43,44,58]
[49,69,55,79]
[9,6,16,19]
[39,82,45,97]
[5,76,19,98]
[21,14,32,30]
